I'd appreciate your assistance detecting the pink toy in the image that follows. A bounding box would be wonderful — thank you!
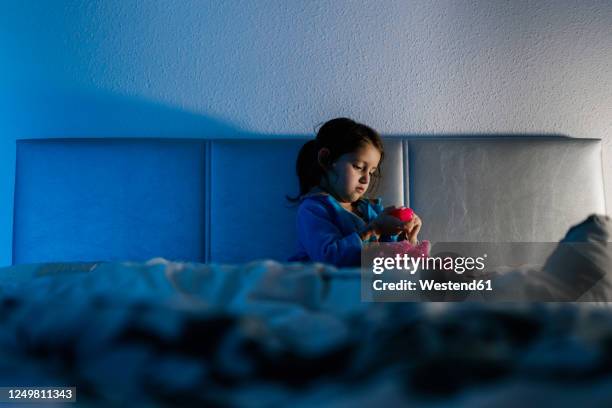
[390,207,414,222]
[376,239,431,259]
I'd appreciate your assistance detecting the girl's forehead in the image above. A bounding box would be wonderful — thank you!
[343,144,381,164]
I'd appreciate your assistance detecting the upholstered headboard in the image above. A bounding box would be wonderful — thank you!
[12,136,606,264]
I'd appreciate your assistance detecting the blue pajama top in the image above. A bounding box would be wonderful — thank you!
[288,191,399,267]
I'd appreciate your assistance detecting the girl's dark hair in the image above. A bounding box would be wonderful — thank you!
[286,117,385,203]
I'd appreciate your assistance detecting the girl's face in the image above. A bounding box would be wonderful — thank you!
[322,143,381,204]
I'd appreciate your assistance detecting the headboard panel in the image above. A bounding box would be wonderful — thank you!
[408,138,606,242]
[208,139,304,263]
[12,136,607,264]
[14,139,207,264]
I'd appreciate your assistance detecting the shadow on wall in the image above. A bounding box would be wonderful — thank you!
[0,83,267,267]
[0,83,257,139]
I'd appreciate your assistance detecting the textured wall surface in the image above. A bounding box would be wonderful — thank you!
[1,1,611,266]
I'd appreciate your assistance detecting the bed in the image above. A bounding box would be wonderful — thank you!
[2,135,611,406]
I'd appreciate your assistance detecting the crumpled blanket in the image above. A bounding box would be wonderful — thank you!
[0,214,611,407]
[0,259,367,406]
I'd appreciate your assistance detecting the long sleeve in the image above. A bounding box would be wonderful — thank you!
[295,200,363,267]
[368,198,399,243]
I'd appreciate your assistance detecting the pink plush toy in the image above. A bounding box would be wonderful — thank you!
[378,206,429,260]
[390,207,414,222]
[395,239,430,258]
[375,239,431,260]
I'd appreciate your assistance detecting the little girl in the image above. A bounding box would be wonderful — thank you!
[287,117,423,267]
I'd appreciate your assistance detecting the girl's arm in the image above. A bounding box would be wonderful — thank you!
[358,222,380,241]
[296,202,365,267]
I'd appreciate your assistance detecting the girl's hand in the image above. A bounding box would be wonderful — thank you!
[402,213,422,245]
[383,206,422,243]
[371,211,405,236]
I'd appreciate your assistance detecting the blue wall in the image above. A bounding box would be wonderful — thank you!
[1,1,611,265]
